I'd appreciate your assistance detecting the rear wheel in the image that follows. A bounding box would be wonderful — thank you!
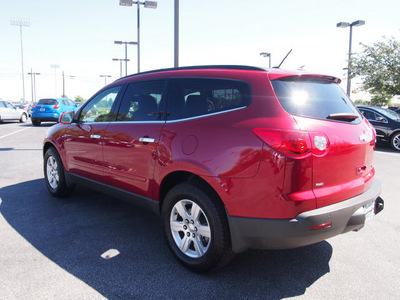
[390,132,400,151]
[161,183,233,272]
[32,119,41,126]
[20,113,27,123]
[44,147,74,197]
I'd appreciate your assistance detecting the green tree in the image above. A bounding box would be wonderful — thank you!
[351,37,400,105]
[74,96,84,103]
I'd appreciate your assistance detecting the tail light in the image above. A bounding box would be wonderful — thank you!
[53,103,60,109]
[253,128,329,158]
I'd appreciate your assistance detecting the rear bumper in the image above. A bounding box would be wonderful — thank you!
[31,114,59,122]
[227,179,383,253]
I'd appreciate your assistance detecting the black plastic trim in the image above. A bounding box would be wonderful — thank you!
[67,173,160,215]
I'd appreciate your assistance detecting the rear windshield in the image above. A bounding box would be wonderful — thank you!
[38,99,57,105]
[271,79,361,122]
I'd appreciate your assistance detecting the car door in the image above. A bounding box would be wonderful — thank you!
[4,101,20,120]
[102,80,166,198]
[359,108,391,140]
[62,86,122,182]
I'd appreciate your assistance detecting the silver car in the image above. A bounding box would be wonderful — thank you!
[0,100,28,123]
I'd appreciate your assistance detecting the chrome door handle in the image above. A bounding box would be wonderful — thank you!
[90,134,101,139]
[139,137,155,143]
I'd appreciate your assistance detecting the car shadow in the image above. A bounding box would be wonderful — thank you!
[375,142,400,154]
[0,179,332,299]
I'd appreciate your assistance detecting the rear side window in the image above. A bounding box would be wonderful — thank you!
[271,79,361,122]
[166,78,251,120]
[38,99,57,105]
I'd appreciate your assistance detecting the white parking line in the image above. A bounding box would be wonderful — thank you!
[0,127,30,139]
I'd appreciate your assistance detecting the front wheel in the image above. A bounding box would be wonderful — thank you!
[390,132,400,151]
[161,183,233,272]
[44,147,74,197]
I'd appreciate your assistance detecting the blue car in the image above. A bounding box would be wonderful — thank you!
[31,98,78,126]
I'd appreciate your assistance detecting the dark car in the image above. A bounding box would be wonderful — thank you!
[358,105,400,151]
[43,66,383,272]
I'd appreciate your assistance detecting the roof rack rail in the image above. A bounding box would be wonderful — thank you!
[117,65,266,81]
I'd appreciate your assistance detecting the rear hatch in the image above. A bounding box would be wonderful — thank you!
[270,74,376,208]
[34,99,58,113]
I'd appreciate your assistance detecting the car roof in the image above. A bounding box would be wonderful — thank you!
[112,65,341,85]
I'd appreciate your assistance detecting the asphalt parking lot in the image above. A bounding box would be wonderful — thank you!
[0,121,399,300]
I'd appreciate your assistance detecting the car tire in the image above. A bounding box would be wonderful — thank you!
[390,132,400,151]
[32,119,41,126]
[161,182,233,272]
[20,113,27,123]
[44,147,74,197]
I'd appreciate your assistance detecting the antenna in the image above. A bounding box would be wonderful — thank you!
[276,49,293,68]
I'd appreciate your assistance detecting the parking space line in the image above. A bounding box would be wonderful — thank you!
[0,127,30,139]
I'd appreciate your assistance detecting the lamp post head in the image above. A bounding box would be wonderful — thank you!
[119,0,133,6]
[260,52,271,57]
[337,22,350,28]
[351,20,365,27]
[144,1,158,9]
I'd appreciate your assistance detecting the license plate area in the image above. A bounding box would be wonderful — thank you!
[364,201,375,220]
[40,107,46,112]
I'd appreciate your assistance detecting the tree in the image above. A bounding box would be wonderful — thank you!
[74,96,84,103]
[351,37,400,105]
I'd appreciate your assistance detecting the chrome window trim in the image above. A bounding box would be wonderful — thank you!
[166,106,247,123]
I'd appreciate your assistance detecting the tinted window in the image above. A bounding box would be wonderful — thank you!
[166,78,251,120]
[271,79,361,121]
[38,99,57,105]
[79,86,121,123]
[0,101,5,108]
[371,107,400,121]
[117,80,165,121]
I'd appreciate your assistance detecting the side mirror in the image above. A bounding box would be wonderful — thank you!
[376,116,386,123]
[59,111,75,124]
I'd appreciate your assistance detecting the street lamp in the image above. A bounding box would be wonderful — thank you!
[337,20,365,97]
[10,18,30,101]
[28,69,40,102]
[119,0,158,73]
[100,74,112,86]
[114,41,137,76]
[260,52,271,68]
[113,58,130,78]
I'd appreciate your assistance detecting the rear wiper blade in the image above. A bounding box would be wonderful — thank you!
[326,113,359,122]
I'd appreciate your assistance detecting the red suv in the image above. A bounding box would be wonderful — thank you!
[43,66,383,272]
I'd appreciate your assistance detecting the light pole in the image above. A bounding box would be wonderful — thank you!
[28,69,40,102]
[174,0,179,68]
[119,0,158,73]
[51,64,60,97]
[337,20,365,96]
[114,41,137,76]
[260,52,271,68]
[113,58,130,78]
[10,18,30,101]
[100,75,111,86]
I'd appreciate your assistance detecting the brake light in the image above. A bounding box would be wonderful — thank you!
[253,128,329,158]
[53,103,60,109]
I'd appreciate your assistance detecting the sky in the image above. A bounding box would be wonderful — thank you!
[1,0,400,102]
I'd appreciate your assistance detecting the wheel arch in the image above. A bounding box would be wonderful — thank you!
[158,171,227,216]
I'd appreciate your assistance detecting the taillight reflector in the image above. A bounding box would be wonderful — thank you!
[53,103,60,109]
[310,222,332,231]
[253,128,330,158]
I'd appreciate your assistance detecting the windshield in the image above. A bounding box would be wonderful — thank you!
[372,106,400,121]
[271,79,361,122]
[38,99,57,105]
